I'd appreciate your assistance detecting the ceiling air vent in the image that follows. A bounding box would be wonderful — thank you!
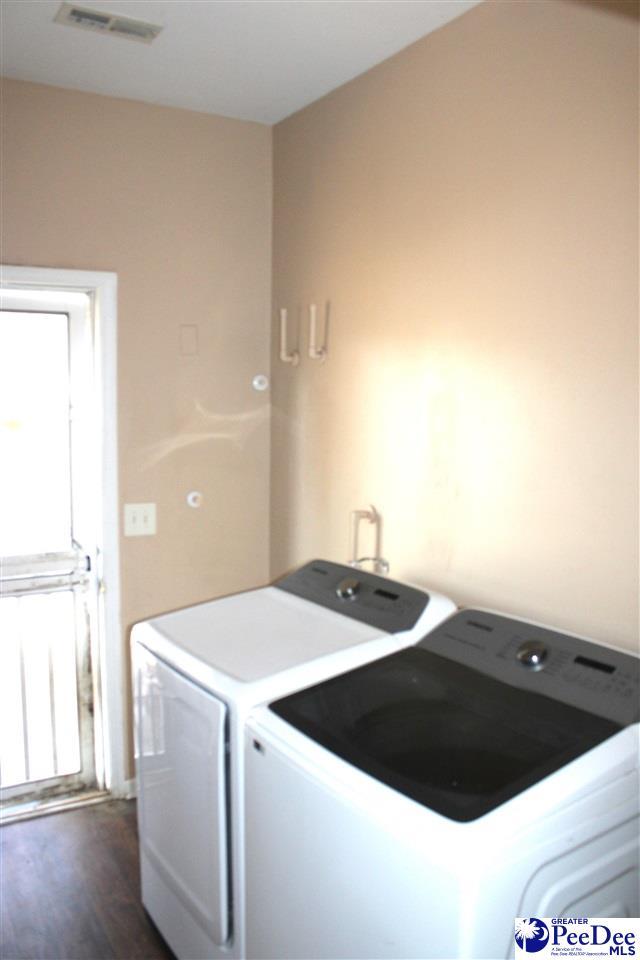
[54,2,162,44]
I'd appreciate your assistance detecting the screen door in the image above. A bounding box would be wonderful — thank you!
[0,292,100,808]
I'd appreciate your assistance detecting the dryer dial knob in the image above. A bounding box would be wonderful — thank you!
[336,577,361,600]
[516,639,548,670]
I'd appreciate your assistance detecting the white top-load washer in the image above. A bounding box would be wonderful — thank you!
[131,560,456,960]
[244,608,639,960]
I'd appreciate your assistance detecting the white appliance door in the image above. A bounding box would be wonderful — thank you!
[135,643,229,946]
[245,716,457,960]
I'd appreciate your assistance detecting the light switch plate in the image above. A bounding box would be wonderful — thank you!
[124,503,157,536]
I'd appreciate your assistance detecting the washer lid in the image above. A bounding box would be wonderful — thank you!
[270,616,635,821]
[145,586,384,682]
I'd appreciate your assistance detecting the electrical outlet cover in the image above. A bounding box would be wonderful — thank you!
[124,503,157,536]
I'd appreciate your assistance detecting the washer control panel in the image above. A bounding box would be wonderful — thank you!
[419,610,639,727]
[276,560,430,634]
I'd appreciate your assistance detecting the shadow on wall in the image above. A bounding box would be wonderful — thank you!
[565,0,640,20]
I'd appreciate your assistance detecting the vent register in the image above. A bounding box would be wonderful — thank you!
[54,3,162,43]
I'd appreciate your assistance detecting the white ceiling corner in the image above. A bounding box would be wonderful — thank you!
[1,0,483,125]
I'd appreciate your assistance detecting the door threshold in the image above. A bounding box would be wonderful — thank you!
[0,788,111,825]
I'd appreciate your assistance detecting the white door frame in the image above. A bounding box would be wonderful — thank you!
[0,264,128,797]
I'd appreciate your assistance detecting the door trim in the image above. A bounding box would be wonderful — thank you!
[0,265,128,797]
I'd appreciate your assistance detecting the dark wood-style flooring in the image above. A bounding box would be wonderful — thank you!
[1,800,175,960]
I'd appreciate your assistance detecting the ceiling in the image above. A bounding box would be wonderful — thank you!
[1,0,482,125]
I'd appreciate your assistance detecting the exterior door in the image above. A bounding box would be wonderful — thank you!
[0,291,101,809]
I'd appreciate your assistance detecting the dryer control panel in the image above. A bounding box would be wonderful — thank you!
[276,560,430,634]
[420,610,640,727]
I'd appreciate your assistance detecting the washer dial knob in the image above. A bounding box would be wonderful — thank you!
[516,639,549,671]
[336,577,361,600]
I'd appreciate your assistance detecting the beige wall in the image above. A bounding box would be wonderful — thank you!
[271,0,639,650]
[2,0,638,783]
[2,79,272,771]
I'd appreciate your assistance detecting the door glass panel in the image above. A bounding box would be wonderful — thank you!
[0,311,72,555]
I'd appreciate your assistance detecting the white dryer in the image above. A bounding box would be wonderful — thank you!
[131,560,456,960]
[244,609,639,960]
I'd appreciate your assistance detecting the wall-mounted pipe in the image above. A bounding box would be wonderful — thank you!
[279,308,299,365]
[349,505,388,575]
[308,303,327,361]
